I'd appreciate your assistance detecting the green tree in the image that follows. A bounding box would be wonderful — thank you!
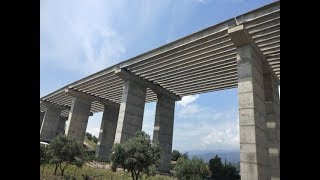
[40,143,51,173]
[49,135,87,176]
[174,157,209,180]
[181,152,189,159]
[208,155,240,180]
[85,132,93,141]
[92,136,98,143]
[224,163,240,180]
[209,155,224,180]
[110,131,161,180]
[171,150,181,161]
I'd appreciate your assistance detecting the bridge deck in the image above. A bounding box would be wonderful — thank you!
[40,1,280,117]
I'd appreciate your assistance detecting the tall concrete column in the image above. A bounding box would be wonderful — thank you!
[114,80,147,144]
[263,62,280,180]
[229,25,270,180]
[57,116,68,136]
[65,97,92,143]
[96,105,120,161]
[40,106,62,142]
[40,111,45,129]
[152,94,175,172]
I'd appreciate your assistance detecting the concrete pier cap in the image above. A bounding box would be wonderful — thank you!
[114,68,181,101]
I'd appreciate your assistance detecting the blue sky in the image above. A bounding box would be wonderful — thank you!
[41,0,275,152]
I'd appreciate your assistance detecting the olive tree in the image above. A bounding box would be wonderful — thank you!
[40,143,51,173]
[49,135,87,176]
[174,156,209,180]
[110,131,161,180]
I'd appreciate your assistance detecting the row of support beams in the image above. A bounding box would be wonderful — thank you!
[40,81,177,173]
[39,67,198,173]
[65,88,119,108]
[64,89,124,162]
[228,24,279,180]
[111,69,178,172]
[64,88,119,143]
[114,69,181,101]
[39,25,279,177]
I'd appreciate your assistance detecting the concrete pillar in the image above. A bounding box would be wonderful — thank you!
[40,111,45,129]
[56,116,67,135]
[114,80,146,144]
[152,94,175,172]
[229,25,270,180]
[40,106,62,142]
[237,45,269,180]
[65,97,92,143]
[263,63,280,180]
[96,105,120,161]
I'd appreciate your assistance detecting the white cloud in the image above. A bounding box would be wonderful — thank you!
[177,104,201,116]
[41,0,127,75]
[201,121,239,149]
[177,95,199,107]
[41,0,172,77]
[86,112,103,138]
[173,107,239,151]
[176,95,202,118]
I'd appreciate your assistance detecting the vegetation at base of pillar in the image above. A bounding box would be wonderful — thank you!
[48,135,88,176]
[181,152,189,159]
[173,156,209,180]
[85,132,98,143]
[208,154,240,180]
[40,143,51,173]
[110,131,161,180]
[92,135,98,143]
[85,132,93,141]
[171,150,181,161]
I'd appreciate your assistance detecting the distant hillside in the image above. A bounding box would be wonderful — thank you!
[187,150,240,163]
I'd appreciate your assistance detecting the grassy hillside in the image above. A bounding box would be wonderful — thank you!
[84,136,97,149]
[40,164,176,180]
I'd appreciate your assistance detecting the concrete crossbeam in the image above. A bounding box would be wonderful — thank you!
[96,105,120,161]
[114,80,146,144]
[65,98,92,143]
[228,24,279,84]
[40,100,70,111]
[65,88,119,108]
[114,69,181,101]
[152,94,175,172]
[229,25,270,180]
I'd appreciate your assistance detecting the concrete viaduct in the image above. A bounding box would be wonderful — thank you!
[40,1,280,179]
